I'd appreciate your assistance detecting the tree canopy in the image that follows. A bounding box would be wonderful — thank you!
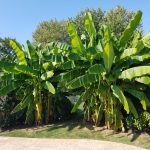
[32,6,142,45]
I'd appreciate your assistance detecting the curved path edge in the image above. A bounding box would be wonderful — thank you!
[0,137,146,150]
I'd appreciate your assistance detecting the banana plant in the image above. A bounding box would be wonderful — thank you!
[56,11,150,130]
[0,40,56,125]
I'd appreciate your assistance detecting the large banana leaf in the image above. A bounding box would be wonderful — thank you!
[126,98,138,118]
[125,89,148,110]
[103,42,114,72]
[142,32,150,48]
[10,40,27,65]
[88,64,105,74]
[111,85,129,113]
[26,40,38,60]
[120,48,138,59]
[11,93,32,114]
[25,95,34,124]
[47,41,71,51]
[0,61,37,76]
[103,26,114,72]
[84,12,96,47]
[119,10,142,47]
[0,82,18,96]
[131,31,142,48]
[44,81,55,94]
[135,76,150,85]
[0,74,13,81]
[53,69,82,82]
[67,74,100,89]
[14,65,38,77]
[119,66,150,80]
[59,61,76,70]
[131,54,150,62]
[67,21,85,54]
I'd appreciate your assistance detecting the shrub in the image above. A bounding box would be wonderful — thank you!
[126,111,150,132]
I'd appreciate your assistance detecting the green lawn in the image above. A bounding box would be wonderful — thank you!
[0,120,150,149]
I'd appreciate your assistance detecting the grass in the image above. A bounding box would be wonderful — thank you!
[0,120,150,149]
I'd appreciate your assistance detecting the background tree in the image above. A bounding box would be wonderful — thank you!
[104,6,142,38]
[32,19,69,44]
[0,37,18,61]
[32,6,142,45]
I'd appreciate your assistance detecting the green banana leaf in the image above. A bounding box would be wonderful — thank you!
[126,98,138,118]
[119,66,150,80]
[71,92,85,113]
[26,40,38,60]
[10,40,27,65]
[67,21,85,54]
[120,48,138,59]
[119,10,142,47]
[53,69,82,82]
[47,41,71,51]
[44,81,55,94]
[11,93,32,114]
[0,82,18,96]
[84,12,96,47]
[88,64,105,74]
[135,76,150,85]
[125,88,149,110]
[103,42,115,72]
[67,74,100,89]
[142,32,150,48]
[111,85,129,113]
[102,26,115,72]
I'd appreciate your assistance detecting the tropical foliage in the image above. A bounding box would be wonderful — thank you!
[0,9,150,132]
[53,10,150,130]
[0,40,73,125]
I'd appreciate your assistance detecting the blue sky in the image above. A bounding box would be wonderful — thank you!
[0,0,150,44]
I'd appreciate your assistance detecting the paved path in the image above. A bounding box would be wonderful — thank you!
[0,137,146,150]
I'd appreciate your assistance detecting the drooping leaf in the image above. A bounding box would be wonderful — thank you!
[120,48,138,59]
[119,10,142,47]
[119,66,150,80]
[88,64,105,74]
[67,74,100,89]
[135,76,150,85]
[125,89,149,110]
[126,98,138,118]
[53,69,82,82]
[25,95,34,125]
[44,81,55,94]
[71,92,84,113]
[67,21,85,54]
[10,40,27,65]
[0,82,18,96]
[59,61,76,70]
[111,85,129,113]
[131,54,150,62]
[12,93,32,114]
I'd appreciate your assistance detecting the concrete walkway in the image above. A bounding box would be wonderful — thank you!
[0,137,146,150]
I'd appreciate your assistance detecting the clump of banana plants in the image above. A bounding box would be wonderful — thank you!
[0,40,56,125]
[56,11,150,130]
